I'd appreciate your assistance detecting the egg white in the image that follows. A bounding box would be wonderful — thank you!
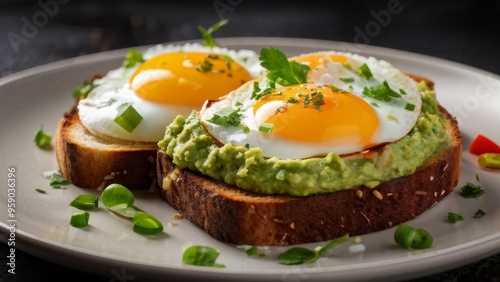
[78,43,263,143]
[201,51,422,159]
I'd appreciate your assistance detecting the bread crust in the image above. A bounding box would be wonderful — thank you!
[55,106,158,190]
[157,106,462,246]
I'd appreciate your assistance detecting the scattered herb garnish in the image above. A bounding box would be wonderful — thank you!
[70,211,90,228]
[405,103,416,111]
[49,172,70,188]
[197,19,229,48]
[258,123,274,134]
[122,49,145,68]
[362,80,401,102]
[330,84,348,93]
[277,234,349,265]
[339,77,355,83]
[460,182,485,198]
[35,188,47,194]
[447,212,464,223]
[183,245,225,267]
[72,80,96,100]
[100,184,163,235]
[207,107,241,126]
[473,209,486,218]
[394,223,433,249]
[34,125,52,149]
[195,58,214,73]
[70,194,99,210]
[312,92,325,110]
[359,63,373,80]
[114,103,143,133]
[244,246,266,257]
[259,47,310,86]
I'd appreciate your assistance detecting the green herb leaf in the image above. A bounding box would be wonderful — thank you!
[447,212,464,223]
[259,47,310,86]
[72,80,96,100]
[460,182,485,198]
[278,234,349,265]
[197,19,229,48]
[35,188,46,194]
[330,85,348,93]
[132,211,164,235]
[70,194,98,210]
[207,107,241,126]
[183,245,225,267]
[473,209,486,218]
[122,49,145,68]
[49,172,70,188]
[405,103,416,111]
[70,211,90,228]
[34,125,52,149]
[101,183,135,210]
[312,92,325,110]
[359,63,373,80]
[114,103,143,133]
[362,80,401,102]
[245,246,258,256]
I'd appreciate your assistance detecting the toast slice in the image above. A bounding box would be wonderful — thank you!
[55,105,158,190]
[156,99,462,246]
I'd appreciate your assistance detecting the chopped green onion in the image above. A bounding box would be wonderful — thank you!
[70,211,90,228]
[359,63,373,80]
[114,103,143,133]
[447,212,464,223]
[339,77,355,83]
[100,183,135,210]
[207,107,241,126]
[35,188,47,194]
[478,153,500,169]
[370,102,379,107]
[405,103,416,111]
[122,49,145,68]
[394,223,433,249]
[259,123,274,134]
[460,182,485,198]
[473,209,486,218]
[399,88,407,95]
[183,245,225,267]
[132,211,164,235]
[34,126,52,149]
[245,246,258,256]
[49,172,70,188]
[69,194,98,210]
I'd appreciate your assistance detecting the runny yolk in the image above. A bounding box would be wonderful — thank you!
[253,84,379,147]
[129,52,251,106]
[289,53,348,69]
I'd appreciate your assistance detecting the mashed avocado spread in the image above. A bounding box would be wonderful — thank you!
[158,82,448,196]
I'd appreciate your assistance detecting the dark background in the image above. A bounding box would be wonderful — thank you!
[1,0,499,281]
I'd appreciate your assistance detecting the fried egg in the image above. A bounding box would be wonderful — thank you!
[78,43,263,142]
[201,51,422,159]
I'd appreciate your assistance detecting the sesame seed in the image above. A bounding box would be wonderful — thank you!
[168,222,177,227]
[273,218,285,224]
[441,190,446,195]
[372,190,383,200]
[172,213,184,220]
[103,175,114,180]
[430,176,434,181]
[123,170,127,174]
[281,233,288,241]
[443,163,449,171]
[387,193,393,196]
[387,221,393,227]
[290,222,295,229]
[162,176,172,191]
[434,192,438,197]
[360,212,371,225]
[356,190,363,198]
[415,191,427,196]
[110,172,115,176]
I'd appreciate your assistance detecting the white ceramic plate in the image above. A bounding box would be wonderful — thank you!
[1,38,499,282]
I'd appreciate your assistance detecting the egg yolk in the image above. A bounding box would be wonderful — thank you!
[253,84,379,148]
[290,53,348,69]
[129,52,251,106]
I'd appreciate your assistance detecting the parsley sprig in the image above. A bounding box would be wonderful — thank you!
[206,107,241,127]
[197,19,229,48]
[259,47,310,86]
[362,80,401,102]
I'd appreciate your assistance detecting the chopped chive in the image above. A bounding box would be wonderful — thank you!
[359,63,373,80]
[35,188,47,194]
[339,77,355,83]
[405,103,416,111]
[49,172,70,187]
[370,102,379,107]
[399,88,407,95]
[114,103,143,133]
[460,182,485,198]
[70,194,98,210]
[70,211,90,228]
[122,49,145,68]
[447,212,464,223]
[259,123,274,134]
[473,209,486,218]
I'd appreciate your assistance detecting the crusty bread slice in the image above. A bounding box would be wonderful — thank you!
[156,103,462,246]
[55,106,158,190]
